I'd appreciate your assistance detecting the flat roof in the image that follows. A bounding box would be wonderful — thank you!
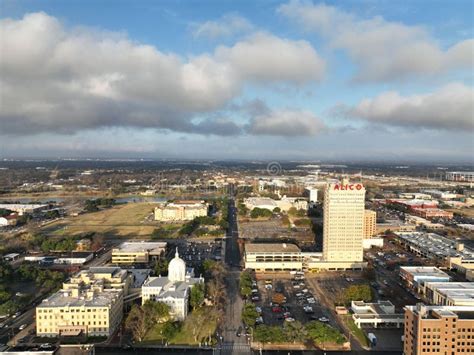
[245,243,301,253]
[114,241,167,253]
[396,232,474,259]
[39,288,121,308]
[425,282,474,303]
[400,266,450,278]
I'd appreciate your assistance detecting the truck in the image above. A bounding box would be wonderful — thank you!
[368,333,377,347]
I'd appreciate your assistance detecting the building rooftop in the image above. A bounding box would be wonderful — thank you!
[245,243,301,253]
[400,266,450,278]
[397,232,474,259]
[425,282,474,304]
[114,241,167,253]
[406,304,474,319]
[39,288,122,308]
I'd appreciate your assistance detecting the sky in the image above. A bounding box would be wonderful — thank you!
[0,0,473,162]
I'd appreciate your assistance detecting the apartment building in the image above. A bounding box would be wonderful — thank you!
[404,304,474,355]
[154,200,208,221]
[64,267,132,295]
[111,241,167,265]
[322,181,365,264]
[363,210,377,238]
[36,285,123,338]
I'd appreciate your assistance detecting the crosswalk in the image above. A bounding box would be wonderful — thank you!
[214,342,252,354]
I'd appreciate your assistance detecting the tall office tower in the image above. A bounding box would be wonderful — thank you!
[323,179,365,262]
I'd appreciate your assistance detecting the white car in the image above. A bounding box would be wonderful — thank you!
[285,317,296,322]
[18,324,27,330]
[318,317,329,323]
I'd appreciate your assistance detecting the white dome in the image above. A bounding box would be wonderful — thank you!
[168,248,186,282]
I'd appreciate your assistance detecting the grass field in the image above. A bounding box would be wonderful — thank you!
[41,202,166,238]
[342,315,369,348]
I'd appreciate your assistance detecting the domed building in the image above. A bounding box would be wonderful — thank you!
[142,248,203,320]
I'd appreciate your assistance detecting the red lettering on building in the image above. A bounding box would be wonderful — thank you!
[333,184,364,191]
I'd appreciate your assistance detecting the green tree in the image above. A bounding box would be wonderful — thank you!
[154,258,169,276]
[241,303,259,328]
[283,321,307,343]
[239,271,253,298]
[190,283,205,310]
[250,208,273,219]
[273,207,281,213]
[0,300,19,316]
[143,300,170,327]
[253,325,285,343]
[343,284,373,305]
[305,321,345,345]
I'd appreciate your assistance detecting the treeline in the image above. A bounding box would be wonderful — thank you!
[84,198,116,212]
[0,261,64,317]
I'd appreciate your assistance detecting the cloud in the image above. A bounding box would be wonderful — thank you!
[191,13,253,39]
[278,1,474,81]
[336,83,474,130]
[248,109,325,136]
[0,12,325,136]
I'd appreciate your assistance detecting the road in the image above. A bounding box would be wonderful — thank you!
[220,198,250,355]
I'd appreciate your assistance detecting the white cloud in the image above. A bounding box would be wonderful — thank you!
[278,1,474,81]
[248,109,325,136]
[339,83,474,130]
[0,12,325,135]
[191,13,253,39]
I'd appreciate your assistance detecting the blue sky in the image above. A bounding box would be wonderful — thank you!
[0,0,473,162]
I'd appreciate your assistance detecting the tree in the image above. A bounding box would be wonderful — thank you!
[283,321,307,343]
[239,271,253,298]
[154,258,169,276]
[241,303,259,327]
[305,321,345,345]
[250,208,273,219]
[143,300,170,327]
[272,293,286,305]
[206,279,226,307]
[253,325,285,343]
[0,300,19,316]
[343,284,373,305]
[273,207,281,213]
[125,305,147,342]
[190,283,205,310]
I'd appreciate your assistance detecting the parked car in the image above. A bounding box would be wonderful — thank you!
[18,324,27,330]
[236,326,242,337]
[318,317,329,323]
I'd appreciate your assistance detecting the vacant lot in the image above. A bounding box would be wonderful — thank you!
[239,218,314,245]
[41,202,166,238]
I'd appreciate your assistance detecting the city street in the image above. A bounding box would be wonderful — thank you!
[221,198,250,355]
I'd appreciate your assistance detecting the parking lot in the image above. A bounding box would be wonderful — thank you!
[250,273,333,328]
[175,240,222,269]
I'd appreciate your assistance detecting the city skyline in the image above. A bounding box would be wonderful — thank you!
[1,0,473,161]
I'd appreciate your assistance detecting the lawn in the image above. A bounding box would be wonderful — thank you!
[41,202,164,238]
[342,315,369,348]
[142,306,220,345]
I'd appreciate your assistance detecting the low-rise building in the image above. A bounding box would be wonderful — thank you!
[244,243,303,272]
[396,232,474,269]
[154,200,208,221]
[405,215,445,229]
[111,241,166,265]
[400,266,451,295]
[142,250,203,320]
[0,203,48,215]
[0,214,18,227]
[243,196,308,212]
[351,300,404,328]
[423,282,474,306]
[64,267,132,295]
[404,304,474,355]
[36,285,123,338]
[412,208,453,220]
[446,171,474,182]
